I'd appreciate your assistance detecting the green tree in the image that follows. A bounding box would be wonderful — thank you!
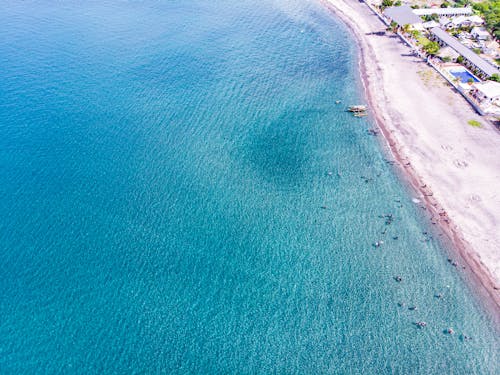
[457,55,465,64]
[424,13,439,22]
[489,73,500,81]
[410,30,421,38]
[381,0,394,10]
[388,21,399,33]
[423,41,440,55]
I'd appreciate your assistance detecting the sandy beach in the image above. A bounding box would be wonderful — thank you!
[322,0,500,317]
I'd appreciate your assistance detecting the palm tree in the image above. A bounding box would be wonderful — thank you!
[388,21,399,33]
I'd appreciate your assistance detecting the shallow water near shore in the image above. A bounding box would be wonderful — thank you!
[0,0,498,373]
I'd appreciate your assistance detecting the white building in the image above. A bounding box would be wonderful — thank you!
[468,15,484,26]
[470,81,500,114]
[471,27,491,41]
[422,20,439,29]
[413,7,473,17]
[473,81,500,102]
[452,15,468,28]
[439,17,453,30]
[436,14,484,29]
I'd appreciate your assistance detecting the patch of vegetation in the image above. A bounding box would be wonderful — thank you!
[413,33,440,55]
[423,13,439,22]
[380,0,401,10]
[416,35,431,45]
[381,0,394,10]
[489,73,500,81]
[473,48,482,54]
[467,119,482,127]
[417,69,443,88]
[454,0,472,7]
[410,30,421,39]
[423,41,440,55]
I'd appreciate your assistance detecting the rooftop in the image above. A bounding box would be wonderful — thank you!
[430,27,499,76]
[452,16,467,25]
[472,27,490,36]
[422,20,439,29]
[474,81,500,98]
[413,7,473,16]
[468,15,484,24]
[384,5,422,26]
[439,17,451,26]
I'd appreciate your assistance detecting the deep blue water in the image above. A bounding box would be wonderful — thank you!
[0,0,498,373]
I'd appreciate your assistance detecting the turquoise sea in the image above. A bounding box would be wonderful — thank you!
[0,0,498,373]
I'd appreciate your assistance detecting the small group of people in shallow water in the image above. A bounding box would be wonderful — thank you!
[322,169,471,340]
[371,198,470,340]
[395,277,469,338]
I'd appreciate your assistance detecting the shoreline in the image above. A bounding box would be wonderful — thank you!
[320,0,500,324]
